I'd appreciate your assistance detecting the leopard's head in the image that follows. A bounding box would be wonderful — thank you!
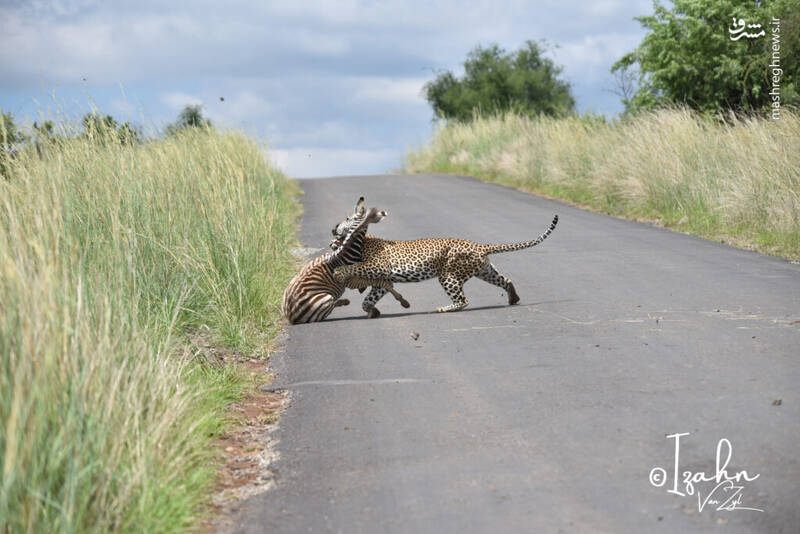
[330,196,387,249]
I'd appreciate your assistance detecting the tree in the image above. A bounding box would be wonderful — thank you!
[81,112,142,145]
[424,41,575,121]
[1,111,27,178]
[33,120,54,137]
[166,104,212,135]
[82,112,119,141]
[116,121,141,145]
[1,111,26,151]
[613,0,799,114]
[32,120,56,157]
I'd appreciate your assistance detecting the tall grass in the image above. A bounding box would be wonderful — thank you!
[0,126,298,532]
[405,109,800,259]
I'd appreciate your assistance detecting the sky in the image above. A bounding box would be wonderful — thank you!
[0,0,653,177]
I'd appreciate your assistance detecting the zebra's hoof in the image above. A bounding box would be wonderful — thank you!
[366,308,381,318]
[400,299,410,308]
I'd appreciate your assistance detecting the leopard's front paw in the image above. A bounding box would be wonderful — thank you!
[436,302,468,313]
[366,307,381,318]
[332,267,349,283]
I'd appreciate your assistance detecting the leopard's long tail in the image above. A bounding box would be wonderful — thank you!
[482,215,558,255]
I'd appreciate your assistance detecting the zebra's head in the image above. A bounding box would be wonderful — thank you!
[329,196,387,250]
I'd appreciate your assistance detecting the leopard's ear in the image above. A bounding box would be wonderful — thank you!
[355,196,365,216]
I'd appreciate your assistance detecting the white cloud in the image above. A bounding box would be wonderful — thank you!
[160,92,203,111]
[353,77,427,105]
[285,122,352,146]
[1,0,656,176]
[293,28,351,56]
[206,90,272,125]
[109,98,136,118]
[553,32,643,82]
[587,0,623,16]
[0,11,120,84]
[269,147,399,178]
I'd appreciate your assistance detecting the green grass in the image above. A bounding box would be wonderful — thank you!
[404,109,800,260]
[0,126,299,533]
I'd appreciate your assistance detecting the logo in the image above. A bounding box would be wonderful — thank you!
[729,18,765,40]
[649,432,764,513]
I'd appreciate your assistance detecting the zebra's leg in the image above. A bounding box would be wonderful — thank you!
[333,298,350,307]
[476,262,519,305]
[362,287,389,318]
[387,287,410,308]
[436,274,469,312]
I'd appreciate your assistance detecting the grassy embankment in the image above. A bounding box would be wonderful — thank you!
[0,125,298,532]
[405,109,800,260]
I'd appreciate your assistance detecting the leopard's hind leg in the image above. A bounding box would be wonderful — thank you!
[361,286,411,318]
[362,287,388,318]
[344,277,410,318]
[476,262,519,305]
[436,273,469,312]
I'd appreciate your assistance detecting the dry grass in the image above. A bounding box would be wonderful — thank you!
[405,109,800,259]
[0,126,298,532]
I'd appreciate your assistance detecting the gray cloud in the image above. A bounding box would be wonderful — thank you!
[0,0,651,176]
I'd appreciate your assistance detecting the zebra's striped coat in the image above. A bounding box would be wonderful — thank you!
[281,201,407,324]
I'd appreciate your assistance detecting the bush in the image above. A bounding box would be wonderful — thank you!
[424,41,575,121]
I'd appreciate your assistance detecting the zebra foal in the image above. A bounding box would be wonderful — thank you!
[281,198,409,324]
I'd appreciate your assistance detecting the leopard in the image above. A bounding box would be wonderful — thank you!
[330,198,558,317]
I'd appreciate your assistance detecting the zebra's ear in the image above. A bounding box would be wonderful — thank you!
[365,208,387,223]
[355,196,365,216]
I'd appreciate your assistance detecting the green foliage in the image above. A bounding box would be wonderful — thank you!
[116,121,141,145]
[1,111,27,178]
[82,112,142,145]
[424,41,575,121]
[32,120,55,138]
[0,126,298,532]
[166,104,212,135]
[614,0,799,114]
[1,111,26,149]
[405,109,800,259]
[82,111,119,134]
[31,120,57,159]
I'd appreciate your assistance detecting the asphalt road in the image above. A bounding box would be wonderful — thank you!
[233,174,800,533]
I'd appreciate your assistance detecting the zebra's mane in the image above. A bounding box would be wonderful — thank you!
[325,207,380,268]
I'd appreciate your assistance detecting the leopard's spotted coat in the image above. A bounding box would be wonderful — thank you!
[333,211,558,317]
